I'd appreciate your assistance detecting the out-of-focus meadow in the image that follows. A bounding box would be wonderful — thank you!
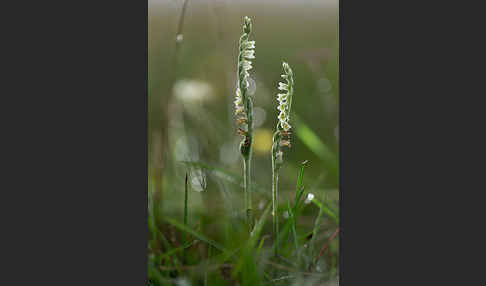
[149,0,339,285]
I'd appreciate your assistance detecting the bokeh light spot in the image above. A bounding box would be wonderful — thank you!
[253,128,273,155]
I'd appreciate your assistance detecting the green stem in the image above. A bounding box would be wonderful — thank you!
[272,167,279,256]
[271,133,280,256]
[183,173,188,263]
[271,130,280,256]
[241,97,253,230]
[244,156,253,230]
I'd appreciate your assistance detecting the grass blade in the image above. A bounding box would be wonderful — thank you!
[311,198,339,225]
[295,160,308,201]
[273,161,308,254]
[293,114,338,184]
[250,204,272,248]
[161,239,198,259]
[256,235,268,258]
[233,203,272,277]
[164,217,225,252]
[287,197,299,256]
[181,160,271,198]
[309,195,326,265]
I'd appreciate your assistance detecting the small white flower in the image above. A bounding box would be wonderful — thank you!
[235,106,245,115]
[281,121,291,131]
[277,93,288,102]
[278,111,288,122]
[282,62,292,76]
[278,82,289,91]
[242,60,253,71]
[243,40,255,49]
[242,50,255,59]
[305,193,315,204]
[277,102,288,112]
[234,88,243,106]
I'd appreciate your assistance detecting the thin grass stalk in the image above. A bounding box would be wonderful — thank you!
[183,173,188,263]
[314,227,339,269]
[286,197,299,263]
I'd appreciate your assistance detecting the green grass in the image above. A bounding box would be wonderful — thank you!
[149,159,338,285]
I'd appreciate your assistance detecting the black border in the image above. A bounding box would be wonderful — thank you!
[3,0,148,284]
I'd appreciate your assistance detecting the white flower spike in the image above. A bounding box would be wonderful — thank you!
[276,62,294,132]
[234,17,255,126]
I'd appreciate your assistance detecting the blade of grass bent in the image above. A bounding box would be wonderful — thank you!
[293,114,338,184]
[287,197,299,260]
[256,235,268,258]
[164,217,225,252]
[311,198,339,224]
[181,160,270,198]
[161,239,198,259]
[295,160,308,201]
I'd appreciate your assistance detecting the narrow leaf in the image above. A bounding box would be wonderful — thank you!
[164,217,225,252]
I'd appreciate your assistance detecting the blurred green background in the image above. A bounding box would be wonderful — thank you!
[149,0,339,284]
